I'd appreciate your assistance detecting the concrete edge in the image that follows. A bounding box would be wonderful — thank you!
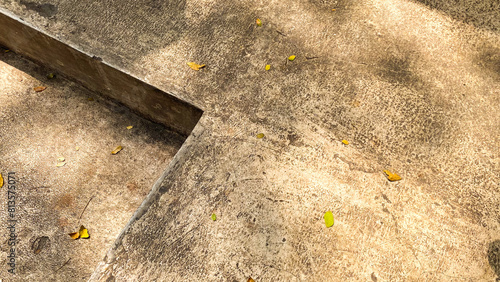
[0,8,203,137]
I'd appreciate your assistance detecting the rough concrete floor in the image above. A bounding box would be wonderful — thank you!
[1,0,500,281]
[0,50,185,280]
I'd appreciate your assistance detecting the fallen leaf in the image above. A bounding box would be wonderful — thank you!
[265,64,271,71]
[87,97,94,101]
[57,157,65,162]
[56,162,66,167]
[34,86,47,92]
[75,146,80,151]
[256,133,265,139]
[68,232,79,240]
[211,213,217,221]
[187,62,206,71]
[324,211,334,227]
[256,18,262,26]
[126,125,133,130]
[79,226,90,239]
[111,146,123,155]
[342,139,349,145]
[248,278,255,282]
[332,8,336,11]
[4,49,10,53]
[288,55,296,61]
[68,225,90,240]
[47,73,55,79]
[383,170,402,182]
[0,173,3,188]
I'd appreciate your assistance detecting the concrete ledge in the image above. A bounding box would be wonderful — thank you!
[0,8,202,137]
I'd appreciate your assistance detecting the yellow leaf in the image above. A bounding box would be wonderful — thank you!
[111,146,123,155]
[79,225,90,239]
[256,133,265,139]
[0,173,3,188]
[68,225,90,240]
[56,162,66,167]
[75,146,80,151]
[324,211,334,228]
[265,64,271,71]
[288,55,296,61]
[126,125,133,130]
[68,232,80,240]
[187,62,206,71]
[256,18,262,26]
[88,97,94,101]
[332,8,336,11]
[34,86,47,92]
[57,157,65,162]
[342,139,349,145]
[383,170,402,182]
[248,278,255,282]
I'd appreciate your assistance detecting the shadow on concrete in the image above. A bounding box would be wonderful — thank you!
[0,50,187,147]
[411,0,500,32]
[489,240,500,280]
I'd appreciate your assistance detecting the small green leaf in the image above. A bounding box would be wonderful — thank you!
[47,73,55,79]
[211,213,217,221]
[324,211,334,228]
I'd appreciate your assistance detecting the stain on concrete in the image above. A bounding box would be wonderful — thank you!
[19,0,57,18]
[31,236,50,254]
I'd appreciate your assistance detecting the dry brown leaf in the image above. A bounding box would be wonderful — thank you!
[111,146,123,155]
[34,86,47,92]
[187,62,206,71]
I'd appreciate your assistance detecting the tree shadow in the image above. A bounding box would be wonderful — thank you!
[489,240,500,280]
[411,0,500,32]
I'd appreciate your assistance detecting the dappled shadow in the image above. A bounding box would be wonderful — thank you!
[411,0,500,32]
[489,240,500,279]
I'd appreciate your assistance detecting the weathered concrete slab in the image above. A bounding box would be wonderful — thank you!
[0,0,499,281]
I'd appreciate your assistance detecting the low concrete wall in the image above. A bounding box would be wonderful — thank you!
[0,9,202,137]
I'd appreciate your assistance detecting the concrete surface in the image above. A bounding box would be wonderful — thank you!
[0,50,185,280]
[0,0,499,281]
